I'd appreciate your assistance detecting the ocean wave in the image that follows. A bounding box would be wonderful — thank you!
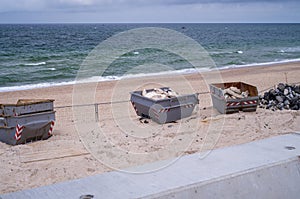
[0,67,210,92]
[1,58,300,92]
[219,58,300,70]
[210,50,244,55]
[210,51,234,55]
[279,46,300,53]
[0,81,74,92]
[75,67,211,84]
[120,67,209,79]
[24,62,46,66]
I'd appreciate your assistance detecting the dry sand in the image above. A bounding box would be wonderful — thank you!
[0,62,300,194]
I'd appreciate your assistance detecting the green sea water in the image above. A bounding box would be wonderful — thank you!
[1,23,300,91]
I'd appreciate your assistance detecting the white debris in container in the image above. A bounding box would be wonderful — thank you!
[241,90,249,98]
[229,86,241,94]
[142,88,179,100]
[223,86,249,99]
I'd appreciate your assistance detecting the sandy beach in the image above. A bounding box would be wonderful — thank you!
[0,61,300,194]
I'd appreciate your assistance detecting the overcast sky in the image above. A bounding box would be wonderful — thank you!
[0,0,299,23]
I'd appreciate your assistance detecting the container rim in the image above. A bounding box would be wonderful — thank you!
[0,99,54,107]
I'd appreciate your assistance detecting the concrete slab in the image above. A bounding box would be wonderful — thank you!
[2,133,300,199]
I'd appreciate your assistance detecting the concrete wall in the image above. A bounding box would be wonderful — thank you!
[150,157,300,199]
[2,133,300,199]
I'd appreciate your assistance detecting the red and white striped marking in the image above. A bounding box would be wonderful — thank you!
[131,101,139,115]
[183,104,195,108]
[227,100,257,107]
[159,108,170,113]
[48,121,55,136]
[242,100,257,105]
[153,110,160,119]
[226,102,240,107]
[14,124,24,141]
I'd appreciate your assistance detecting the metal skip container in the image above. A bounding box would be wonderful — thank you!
[130,87,199,124]
[210,82,259,114]
[0,99,55,145]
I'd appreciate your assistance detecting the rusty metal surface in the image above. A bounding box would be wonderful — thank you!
[210,82,259,114]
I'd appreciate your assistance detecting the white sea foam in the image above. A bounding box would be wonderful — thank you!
[210,51,234,55]
[282,47,300,53]
[120,68,204,79]
[1,58,300,92]
[219,58,300,70]
[0,67,208,92]
[0,81,74,92]
[25,62,46,66]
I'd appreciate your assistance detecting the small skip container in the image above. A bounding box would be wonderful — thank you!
[130,87,199,124]
[0,99,55,145]
[210,82,259,114]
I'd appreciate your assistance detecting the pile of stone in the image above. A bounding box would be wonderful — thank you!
[259,83,300,111]
[142,88,179,100]
[223,87,249,99]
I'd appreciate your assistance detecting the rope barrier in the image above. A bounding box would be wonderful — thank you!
[54,100,130,109]
[54,92,211,110]
[54,82,300,110]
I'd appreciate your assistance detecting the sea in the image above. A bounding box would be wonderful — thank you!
[1,23,300,92]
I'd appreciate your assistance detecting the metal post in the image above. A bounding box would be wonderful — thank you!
[94,103,99,122]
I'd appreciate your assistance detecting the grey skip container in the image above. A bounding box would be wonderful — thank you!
[130,87,199,124]
[0,99,55,145]
[210,82,259,114]
[0,99,53,116]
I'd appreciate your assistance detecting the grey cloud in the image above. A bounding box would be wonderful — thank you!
[0,0,299,23]
[148,0,299,6]
[1,0,298,13]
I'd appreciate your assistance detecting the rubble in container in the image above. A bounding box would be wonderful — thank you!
[142,88,179,100]
[259,83,300,111]
[223,87,249,99]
